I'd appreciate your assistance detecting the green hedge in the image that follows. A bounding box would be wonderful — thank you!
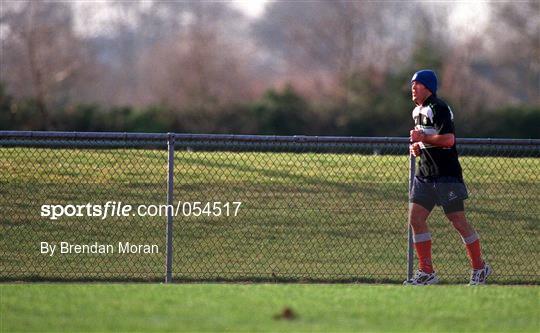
[1,84,538,138]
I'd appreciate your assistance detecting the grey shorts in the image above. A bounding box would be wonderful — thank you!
[409,176,468,213]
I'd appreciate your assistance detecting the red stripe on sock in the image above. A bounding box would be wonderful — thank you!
[414,240,433,273]
[466,239,484,270]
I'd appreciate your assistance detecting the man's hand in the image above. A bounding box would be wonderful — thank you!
[410,142,422,157]
[410,129,425,143]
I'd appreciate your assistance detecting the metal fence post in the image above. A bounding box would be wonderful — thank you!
[165,133,175,283]
[407,154,416,281]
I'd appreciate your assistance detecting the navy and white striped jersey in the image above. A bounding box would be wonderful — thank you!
[412,95,463,179]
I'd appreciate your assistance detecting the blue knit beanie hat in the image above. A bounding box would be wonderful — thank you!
[411,70,437,94]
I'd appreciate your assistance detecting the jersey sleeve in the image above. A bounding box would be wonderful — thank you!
[433,105,454,135]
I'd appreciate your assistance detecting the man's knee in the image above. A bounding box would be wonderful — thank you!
[410,214,427,228]
[446,210,474,235]
[409,203,431,229]
[446,210,466,224]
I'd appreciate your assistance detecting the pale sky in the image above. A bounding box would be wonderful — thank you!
[72,0,272,36]
[448,1,490,38]
[231,0,271,18]
[72,1,488,38]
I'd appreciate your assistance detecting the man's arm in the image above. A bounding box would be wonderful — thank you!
[410,130,455,148]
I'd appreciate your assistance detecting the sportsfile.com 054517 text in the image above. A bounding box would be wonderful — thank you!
[40,201,243,220]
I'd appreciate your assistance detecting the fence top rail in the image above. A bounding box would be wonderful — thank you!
[0,131,539,146]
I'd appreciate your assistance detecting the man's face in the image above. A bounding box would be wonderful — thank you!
[411,81,431,105]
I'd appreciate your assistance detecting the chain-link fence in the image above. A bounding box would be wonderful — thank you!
[1,131,538,284]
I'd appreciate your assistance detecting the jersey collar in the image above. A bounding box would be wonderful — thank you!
[422,94,436,106]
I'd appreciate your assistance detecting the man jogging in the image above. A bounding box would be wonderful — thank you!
[405,69,492,285]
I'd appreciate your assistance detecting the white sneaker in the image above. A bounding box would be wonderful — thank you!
[470,262,493,285]
[403,270,439,285]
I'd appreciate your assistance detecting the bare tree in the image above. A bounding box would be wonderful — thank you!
[252,1,422,105]
[486,1,540,105]
[439,2,539,115]
[90,1,256,111]
[138,2,257,110]
[1,1,96,129]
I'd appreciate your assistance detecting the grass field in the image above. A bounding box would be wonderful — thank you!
[1,147,538,283]
[1,284,539,332]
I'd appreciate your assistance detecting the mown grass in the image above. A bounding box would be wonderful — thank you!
[0,148,538,283]
[1,284,539,332]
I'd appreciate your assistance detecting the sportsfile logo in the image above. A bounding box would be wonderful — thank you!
[40,201,242,220]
